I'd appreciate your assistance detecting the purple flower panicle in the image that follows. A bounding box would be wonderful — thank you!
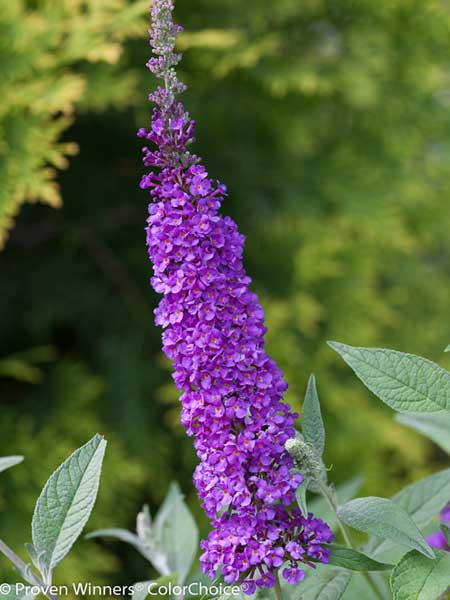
[140,0,333,589]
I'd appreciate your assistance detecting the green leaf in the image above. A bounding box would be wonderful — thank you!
[390,550,450,600]
[0,591,35,600]
[132,575,178,600]
[337,497,435,558]
[0,456,24,473]
[32,433,106,581]
[441,524,450,546]
[132,582,154,600]
[445,345,450,353]
[367,467,450,557]
[343,572,390,600]
[295,479,309,516]
[328,342,450,413]
[153,482,198,585]
[308,477,364,531]
[326,544,393,571]
[299,565,351,599]
[396,412,450,455]
[302,374,326,458]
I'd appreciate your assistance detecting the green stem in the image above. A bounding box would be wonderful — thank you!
[317,483,385,600]
[0,539,61,600]
[274,571,283,600]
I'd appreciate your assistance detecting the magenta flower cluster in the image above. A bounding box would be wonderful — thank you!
[139,0,333,590]
[427,505,450,551]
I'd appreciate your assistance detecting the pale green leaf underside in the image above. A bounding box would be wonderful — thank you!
[0,456,24,473]
[1,592,35,600]
[302,374,326,458]
[396,412,450,455]
[338,497,434,558]
[367,467,450,557]
[390,550,450,600]
[299,565,351,600]
[328,342,450,413]
[153,482,198,584]
[132,581,154,600]
[32,433,106,575]
[343,572,390,600]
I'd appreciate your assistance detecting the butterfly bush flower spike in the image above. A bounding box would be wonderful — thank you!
[139,0,333,590]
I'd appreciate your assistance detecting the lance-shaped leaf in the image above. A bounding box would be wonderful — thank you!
[390,550,450,600]
[445,344,450,353]
[299,565,351,600]
[153,482,198,584]
[396,412,450,455]
[295,478,309,516]
[326,544,393,572]
[132,575,178,600]
[32,433,106,581]
[302,374,326,458]
[328,342,450,414]
[0,456,24,474]
[366,467,450,557]
[441,524,450,546]
[1,591,35,600]
[337,497,435,559]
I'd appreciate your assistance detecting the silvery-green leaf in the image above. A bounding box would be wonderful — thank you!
[1,591,35,600]
[154,482,198,584]
[367,467,450,557]
[295,479,309,516]
[132,574,178,600]
[308,477,364,531]
[441,524,450,545]
[302,375,326,458]
[0,456,24,473]
[132,581,154,600]
[445,345,450,353]
[343,572,390,600]
[300,565,351,599]
[338,497,434,558]
[326,544,393,572]
[32,433,106,581]
[396,413,450,455]
[328,342,450,413]
[24,544,42,573]
[390,550,450,600]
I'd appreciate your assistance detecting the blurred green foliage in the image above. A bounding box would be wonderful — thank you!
[0,0,149,248]
[1,0,450,593]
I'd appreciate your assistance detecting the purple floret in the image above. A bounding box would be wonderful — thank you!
[140,0,333,589]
